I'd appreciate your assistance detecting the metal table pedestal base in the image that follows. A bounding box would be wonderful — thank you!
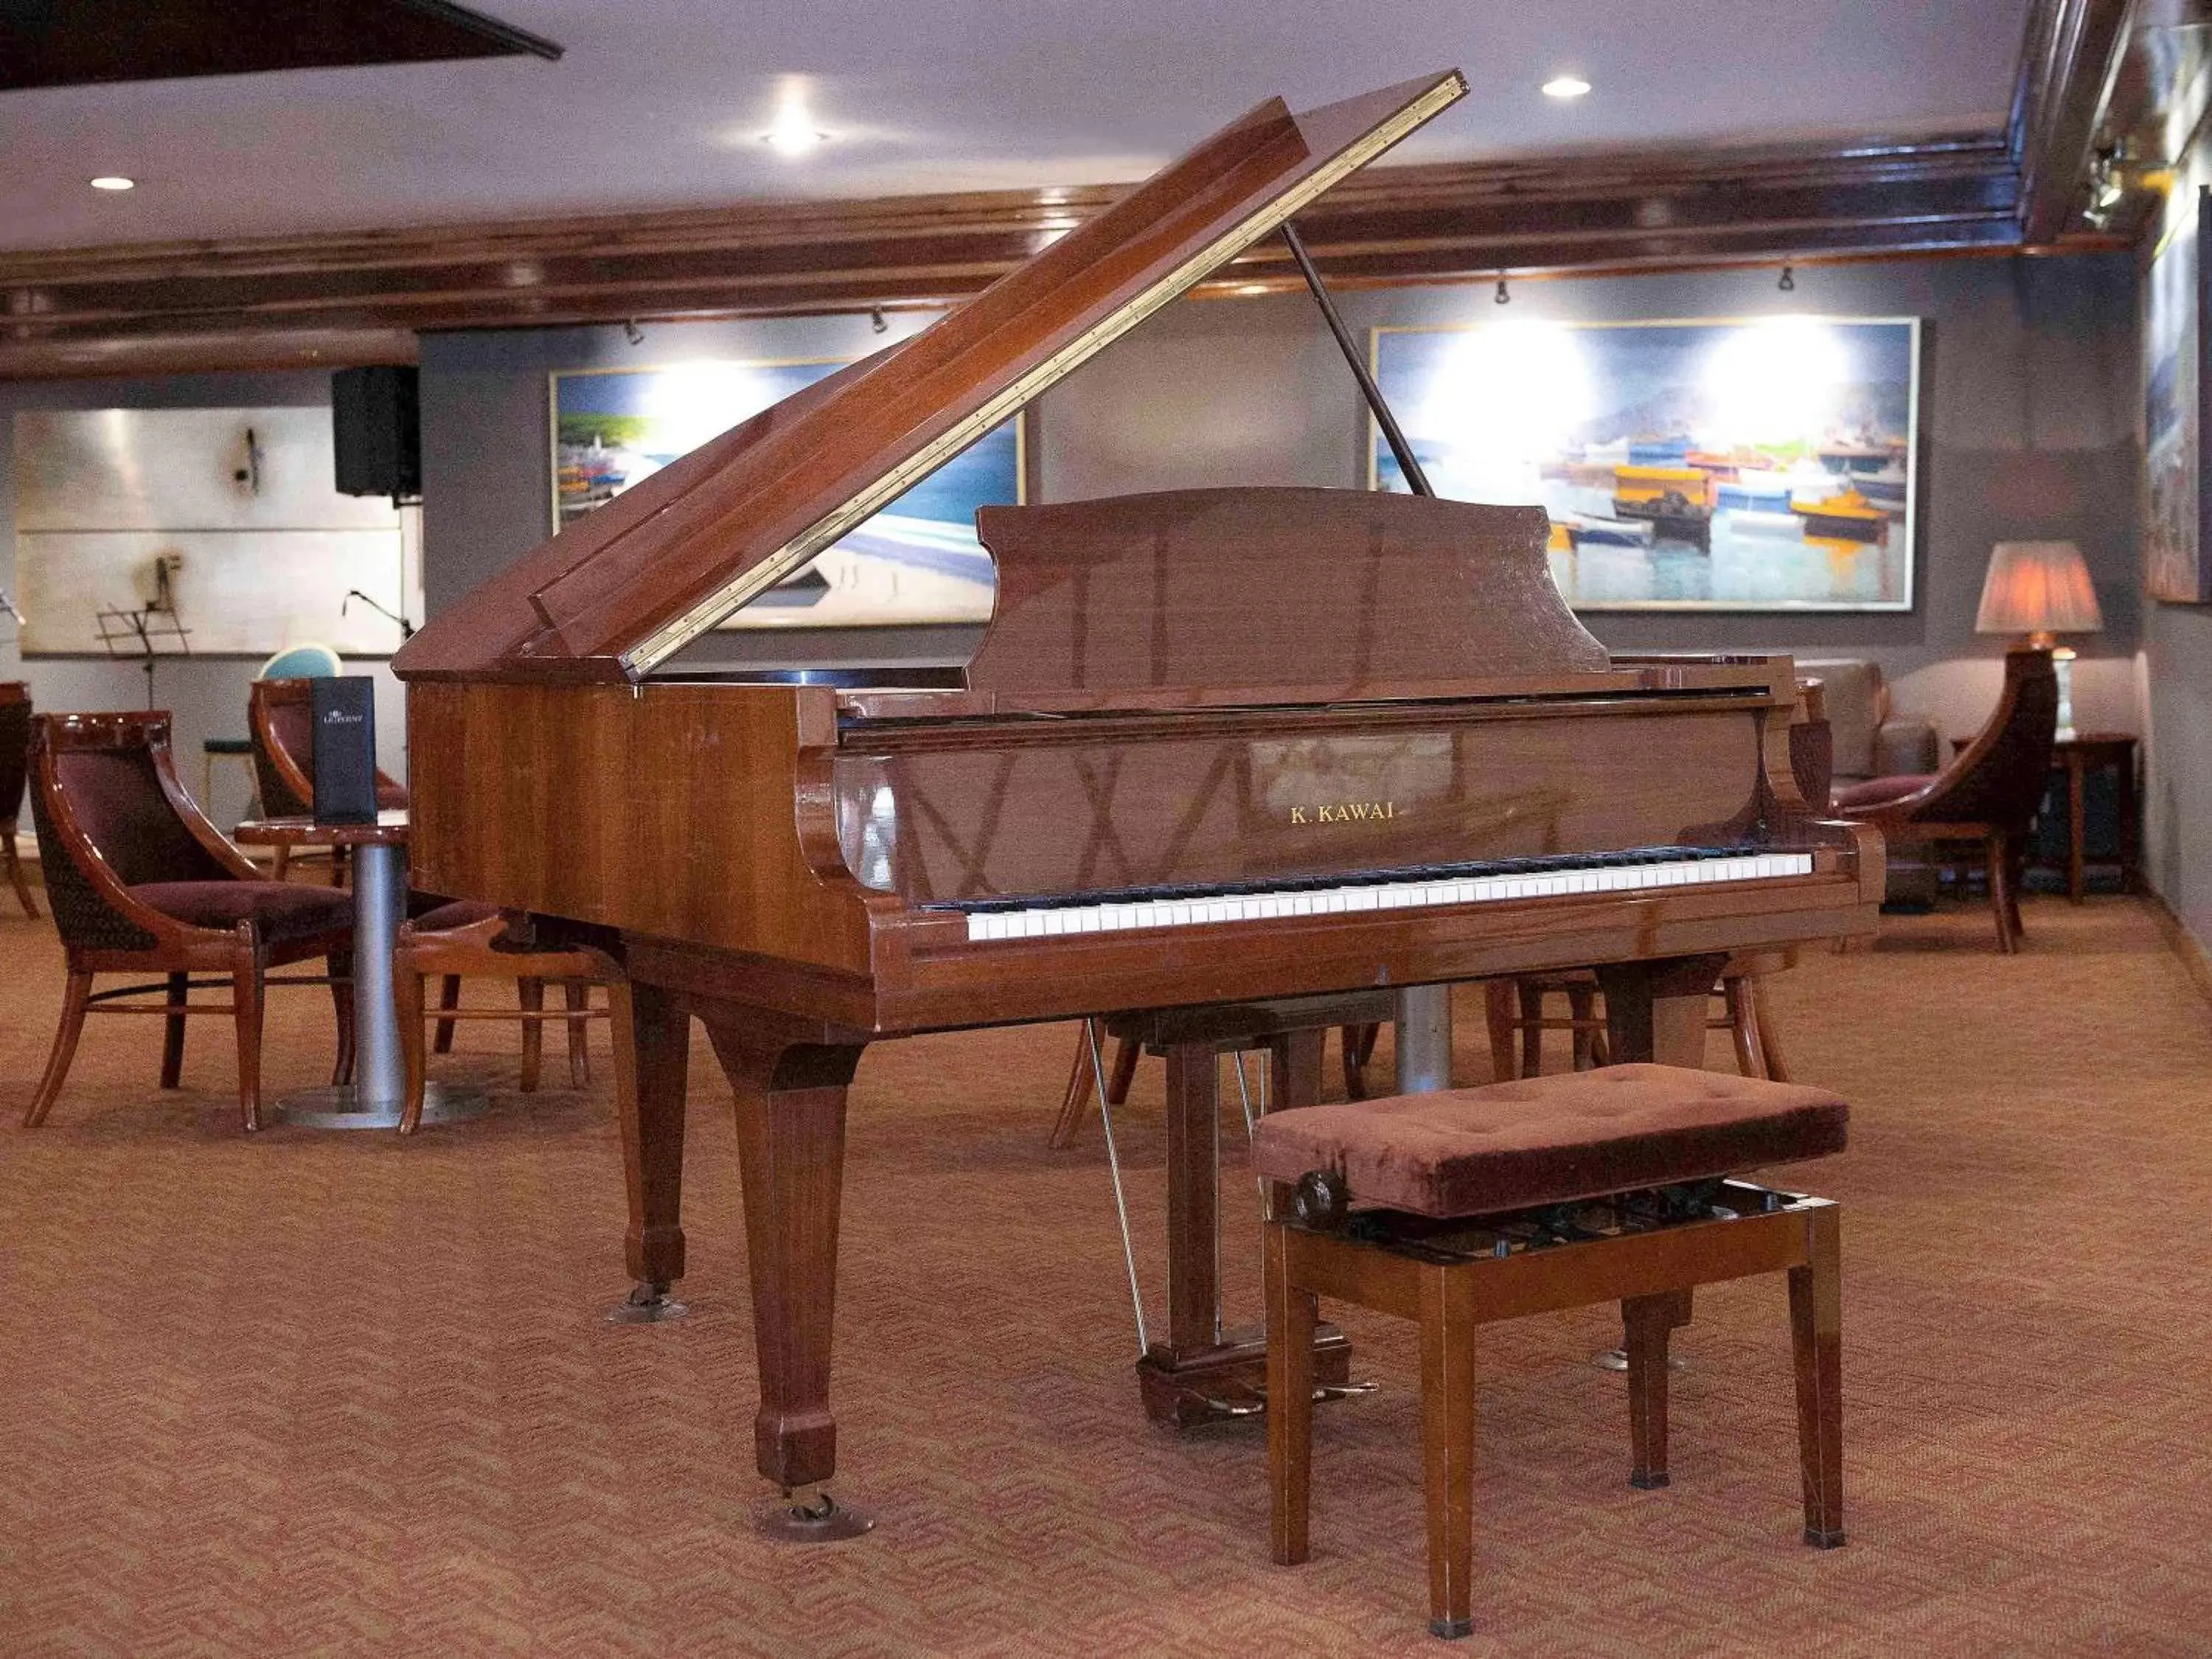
[275,1080,488,1131]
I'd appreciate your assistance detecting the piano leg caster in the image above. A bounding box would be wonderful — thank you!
[758,1484,875,1543]
[1592,1348,1686,1373]
[605,1281,689,1324]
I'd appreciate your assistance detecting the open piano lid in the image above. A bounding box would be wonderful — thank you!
[392,70,1467,686]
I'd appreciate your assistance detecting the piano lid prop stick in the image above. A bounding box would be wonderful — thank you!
[1282,221,1461,1087]
[1280,221,1434,498]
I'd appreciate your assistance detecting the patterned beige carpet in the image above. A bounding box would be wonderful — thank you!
[1,894,2208,1656]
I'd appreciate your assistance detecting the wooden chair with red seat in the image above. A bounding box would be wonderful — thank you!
[391,909,630,1135]
[1829,644,2059,953]
[0,682,40,917]
[22,711,355,1133]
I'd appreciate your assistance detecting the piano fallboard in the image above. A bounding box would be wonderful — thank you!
[406,664,1879,1037]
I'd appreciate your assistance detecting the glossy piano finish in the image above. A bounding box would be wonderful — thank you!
[394,73,1884,1514]
[394,75,1467,686]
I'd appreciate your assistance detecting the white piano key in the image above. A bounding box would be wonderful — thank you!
[959,844,1823,941]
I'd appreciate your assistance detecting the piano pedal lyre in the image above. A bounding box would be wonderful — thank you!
[605,1280,689,1324]
[758,1483,875,1543]
[1194,1377,1382,1422]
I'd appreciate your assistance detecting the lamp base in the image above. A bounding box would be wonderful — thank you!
[2051,644,2076,745]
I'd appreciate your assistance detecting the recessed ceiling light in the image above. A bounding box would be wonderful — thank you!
[763,104,827,156]
[89,175,136,191]
[1541,74,1591,100]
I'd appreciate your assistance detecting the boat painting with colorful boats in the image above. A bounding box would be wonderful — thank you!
[1548,512,1658,552]
[1611,463,1713,551]
[1790,486,1889,543]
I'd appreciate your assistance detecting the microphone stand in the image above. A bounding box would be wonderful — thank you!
[343,590,415,641]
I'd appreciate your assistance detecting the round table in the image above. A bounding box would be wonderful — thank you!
[234,811,486,1131]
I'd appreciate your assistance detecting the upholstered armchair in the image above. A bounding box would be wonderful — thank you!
[0,682,38,917]
[24,712,358,1131]
[248,677,408,883]
[1829,646,2059,953]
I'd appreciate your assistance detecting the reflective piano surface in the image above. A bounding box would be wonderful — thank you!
[394,72,1882,1517]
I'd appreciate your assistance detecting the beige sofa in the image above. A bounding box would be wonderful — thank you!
[1795,658,1939,787]
[1796,658,1940,905]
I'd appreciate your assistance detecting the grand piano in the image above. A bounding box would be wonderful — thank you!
[393,69,1882,1531]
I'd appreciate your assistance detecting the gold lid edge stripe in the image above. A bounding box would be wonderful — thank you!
[617,72,1467,680]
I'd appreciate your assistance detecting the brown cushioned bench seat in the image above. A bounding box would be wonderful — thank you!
[1250,1062,1848,1219]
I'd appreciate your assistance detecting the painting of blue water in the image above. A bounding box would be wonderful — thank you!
[1371,316,1919,611]
[552,355,1018,627]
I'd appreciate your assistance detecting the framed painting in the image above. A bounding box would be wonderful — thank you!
[2143,184,2212,604]
[550,355,1024,627]
[1368,316,1921,612]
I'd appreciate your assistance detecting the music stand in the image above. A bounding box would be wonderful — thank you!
[97,566,192,708]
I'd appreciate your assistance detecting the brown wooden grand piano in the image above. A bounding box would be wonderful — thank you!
[393,70,1882,1532]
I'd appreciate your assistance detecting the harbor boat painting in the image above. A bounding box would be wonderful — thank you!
[2143,182,2212,604]
[551,355,1022,627]
[1370,316,1920,611]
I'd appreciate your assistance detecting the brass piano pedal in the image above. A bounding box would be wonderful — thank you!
[1196,1377,1379,1421]
[1313,1379,1380,1403]
[758,1484,875,1543]
[605,1281,690,1324]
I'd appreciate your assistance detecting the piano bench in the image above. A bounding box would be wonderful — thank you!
[1251,1064,1848,1641]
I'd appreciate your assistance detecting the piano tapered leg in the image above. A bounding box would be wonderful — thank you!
[1138,1026,1350,1425]
[608,978,692,1324]
[701,1012,871,1533]
[1595,955,1729,1068]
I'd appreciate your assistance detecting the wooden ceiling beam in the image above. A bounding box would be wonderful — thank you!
[2013,0,2139,243]
[0,124,2093,380]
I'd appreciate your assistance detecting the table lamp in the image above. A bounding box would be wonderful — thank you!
[1975,540,2101,741]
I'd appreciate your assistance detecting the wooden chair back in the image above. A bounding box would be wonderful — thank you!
[1896,646,2059,832]
[248,678,319,818]
[0,682,30,829]
[29,712,255,953]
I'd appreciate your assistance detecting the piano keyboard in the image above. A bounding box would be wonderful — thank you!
[946,846,1815,943]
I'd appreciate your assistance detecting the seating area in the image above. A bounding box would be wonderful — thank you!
[7,12,2212,1652]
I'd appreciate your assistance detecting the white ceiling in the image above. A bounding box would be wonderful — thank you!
[0,0,2034,254]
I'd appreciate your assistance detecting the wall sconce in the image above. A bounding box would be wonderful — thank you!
[2082,143,2135,232]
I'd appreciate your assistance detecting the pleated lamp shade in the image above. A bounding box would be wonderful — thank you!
[1975,541,2103,637]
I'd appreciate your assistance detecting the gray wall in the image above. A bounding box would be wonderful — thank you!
[422,251,2139,749]
[1,371,409,833]
[2144,605,2212,943]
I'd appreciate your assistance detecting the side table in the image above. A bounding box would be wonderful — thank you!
[234,811,486,1130]
[1951,731,2138,901]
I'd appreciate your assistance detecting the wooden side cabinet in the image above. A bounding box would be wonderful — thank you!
[1958,731,2139,901]
[2053,734,2139,902]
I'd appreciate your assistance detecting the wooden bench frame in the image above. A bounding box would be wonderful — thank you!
[1264,1180,1842,1640]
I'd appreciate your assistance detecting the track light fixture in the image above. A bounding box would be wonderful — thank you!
[622,319,644,346]
[1778,265,1795,293]
[870,307,888,334]
[1494,275,1511,305]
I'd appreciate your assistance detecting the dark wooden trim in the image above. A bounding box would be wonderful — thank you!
[2011,0,2137,243]
[2142,887,2212,1015]
[0,125,2075,381]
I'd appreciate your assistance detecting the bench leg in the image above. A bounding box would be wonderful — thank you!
[1623,1288,1693,1489]
[1789,1205,1846,1548]
[1265,1222,1316,1567]
[1419,1265,1478,1641]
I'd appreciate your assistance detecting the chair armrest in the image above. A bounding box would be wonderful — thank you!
[1874,717,1938,777]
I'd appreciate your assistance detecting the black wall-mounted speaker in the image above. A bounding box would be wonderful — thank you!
[332,366,420,501]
